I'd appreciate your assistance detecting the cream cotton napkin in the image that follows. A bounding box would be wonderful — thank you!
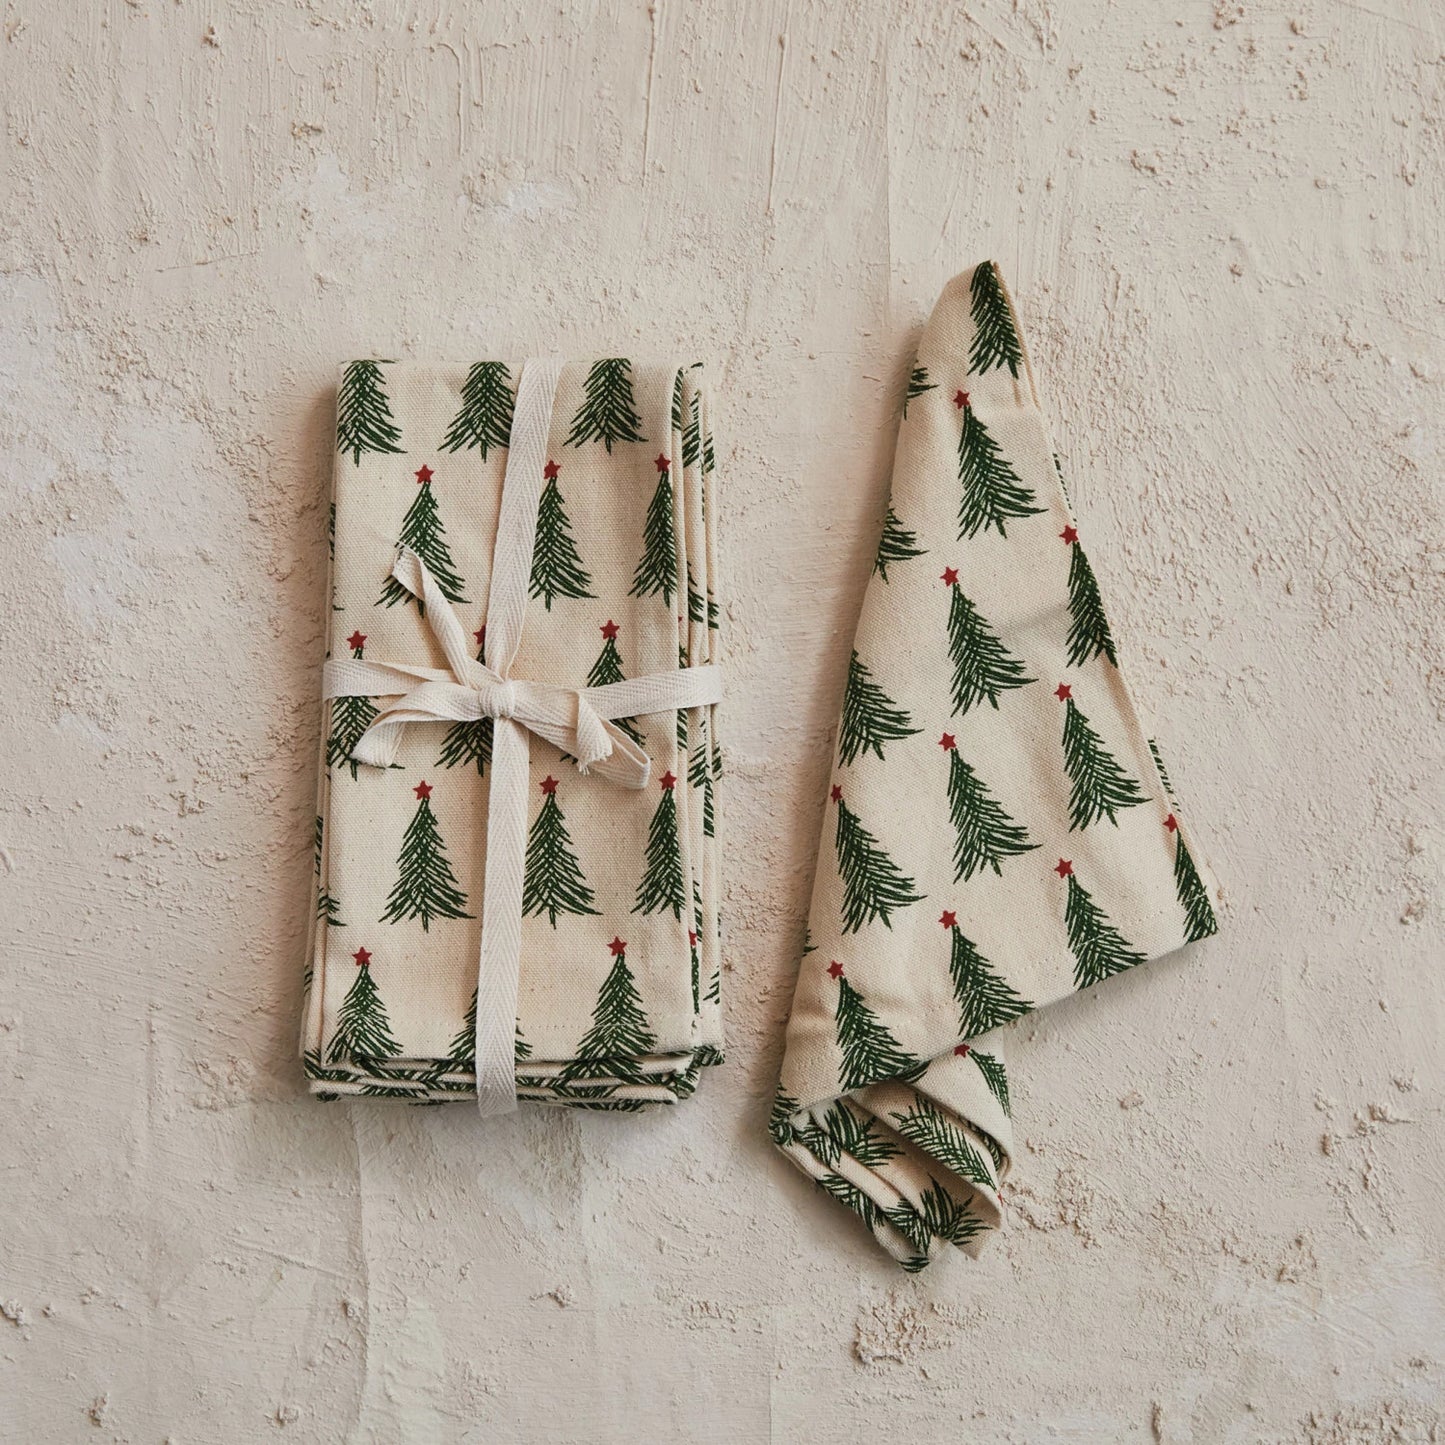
[302,358,724,1109]
[771,263,1220,1269]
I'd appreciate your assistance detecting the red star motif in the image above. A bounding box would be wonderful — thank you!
[540,775,559,795]
[826,960,844,980]
[1054,683,1072,701]
[600,619,619,640]
[473,624,487,650]
[609,936,627,956]
[1054,858,1073,878]
[1165,813,1179,832]
[939,910,957,929]
[688,929,699,947]
[939,733,956,751]
[954,1043,971,1057]
[415,464,434,484]
[346,630,366,652]
[941,566,959,587]
[654,452,671,472]
[543,459,560,480]
[413,780,433,801]
[830,784,843,803]
[954,389,969,409]
[1060,525,1079,545]
[660,771,677,791]
[352,946,372,967]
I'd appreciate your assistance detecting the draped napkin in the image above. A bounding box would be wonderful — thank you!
[301,358,724,1110]
[772,263,1221,1268]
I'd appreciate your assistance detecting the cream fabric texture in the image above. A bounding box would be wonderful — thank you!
[771,263,1220,1269]
[302,360,724,1107]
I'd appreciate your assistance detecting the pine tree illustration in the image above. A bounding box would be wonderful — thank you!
[327,947,401,1062]
[799,1100,901,1169]
[327,630,379,780]
[1058,686,1147,829]
[817,1171,884,1233]
[903,363,937,415]
[571,937,656,1073]
[337,360,403,465]
[530,459,595,609]
[874,505,926,581]
[583,620,644,747]
[380,780,473,930]
[1064,532,1119,667]
[673,371,703,468]
[954,390,1043,539]
[942,735,1036,880]
[833,787,925,933]
[438,624,493,774]
[315,814,344,926]
[630,454,679,603]
[769,1087,803,1147]
[378,466,468,612]
[967,261,1023,378]
[439,361,514,457]
[565,358,646,451]
[1169,816,1218,942]
[944,571,1036,715]
[831,967,927,1090]
[1061,862,1145,989]
[891,1098,994,1188]
[970,1048,1011,1116]
[523,776,600,926]
[632,772,686,918]
[839,651,919,766]
[445,989,477,1069]
[687,716,715,837]
[941,911,1032,1038]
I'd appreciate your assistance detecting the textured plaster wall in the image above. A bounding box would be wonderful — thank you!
[2,1,1443,1441]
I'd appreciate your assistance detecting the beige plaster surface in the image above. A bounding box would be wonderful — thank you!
[1,2,1442,1441]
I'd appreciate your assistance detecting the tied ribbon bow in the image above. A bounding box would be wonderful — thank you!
[321,358,722,1117]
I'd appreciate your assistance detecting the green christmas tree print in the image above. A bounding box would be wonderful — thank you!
[967,261,1023,378]
[438,623,492,775]
[572,937,656,1069]
[327,629,379,780]
[942,735,1036,880]
[1064,530,1118,668]
[439,361,514,458]
[530,459,595,609]
[673,371,703,468]
[770,1087,803,1147]
[566,358,646,452]
[945,572,1036,715]
[941,911,1032,1039]
[523,776,600,926]
[584,620,644,747]
[903,362,937,415]
[970,1048,1011,1116]
[337,360,403,465]
[687,720,716,838]
[874,505,925,581]
[630,455,679,603]
[378,466,468,612]
[379,780,473,931]
[1059,687,1147,829]
[890,1097,993,1188]
[1062,862,1145,989]
[830,966,927,1091]
[799,1100,901,1169]
[315,813,343,926]
[443,992,535,1073]
[632,772,686,919]
[327,947,401,1062]
[954,390,1043,539]
[834,787,925,933]
[1169,815,1218,942]
[839,651,919,767]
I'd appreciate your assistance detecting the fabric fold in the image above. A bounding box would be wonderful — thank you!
[302,358,724,1108]
[772,262,1221,1269]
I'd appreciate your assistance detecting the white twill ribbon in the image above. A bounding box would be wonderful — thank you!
[320,358,722,1115]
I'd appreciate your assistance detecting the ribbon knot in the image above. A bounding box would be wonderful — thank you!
[320,359,721,1119]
